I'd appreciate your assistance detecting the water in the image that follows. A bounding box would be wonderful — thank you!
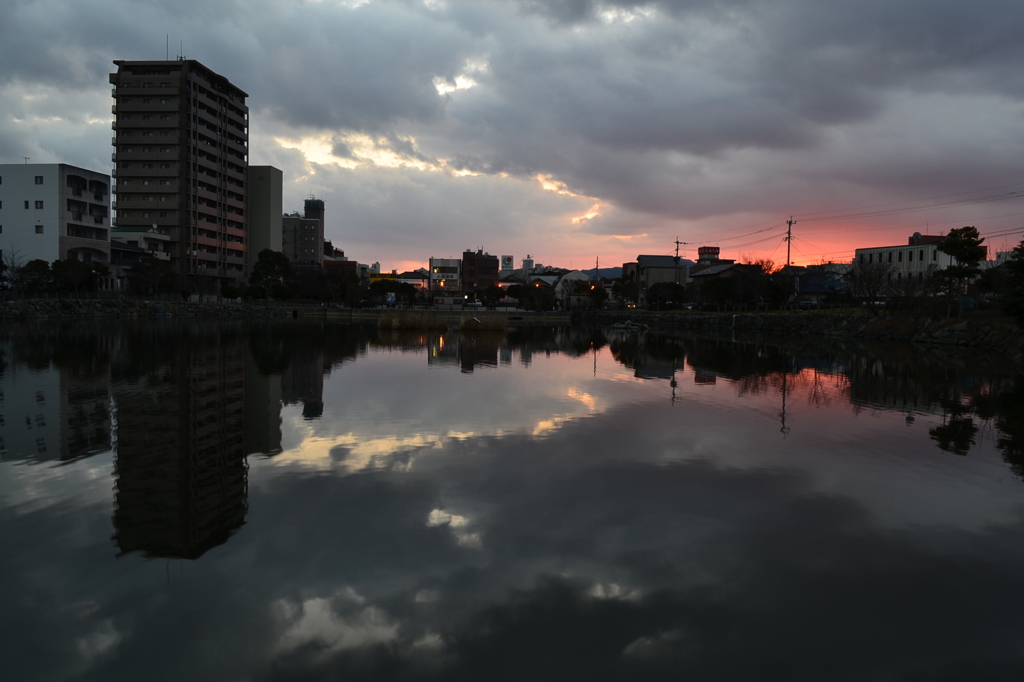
[2,320,1024,680]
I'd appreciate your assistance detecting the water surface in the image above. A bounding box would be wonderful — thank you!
[2,321,1024,680]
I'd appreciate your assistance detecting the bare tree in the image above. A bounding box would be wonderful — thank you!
[848,259,895,303]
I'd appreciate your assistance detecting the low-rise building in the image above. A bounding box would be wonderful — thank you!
[429,257,461,293]
[853,232,957,286]
[462,249,499,299]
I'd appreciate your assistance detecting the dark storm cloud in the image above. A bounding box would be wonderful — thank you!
[5,0,1024,255]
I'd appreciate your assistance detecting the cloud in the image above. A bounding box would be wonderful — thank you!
[5,0,1024,267]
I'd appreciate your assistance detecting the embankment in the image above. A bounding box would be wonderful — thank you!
[0,299,284,319]
[577,310,1024,358]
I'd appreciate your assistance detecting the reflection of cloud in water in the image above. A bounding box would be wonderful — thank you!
[272,590,399,660]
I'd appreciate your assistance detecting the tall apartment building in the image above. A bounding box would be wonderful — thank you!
[0,163,110,267]
[109,59,249,289]
[247,165,282,276]
[282,198,325,272]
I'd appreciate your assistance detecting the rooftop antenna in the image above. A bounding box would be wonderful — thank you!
[22,157,30,164]
[166,35,168,60]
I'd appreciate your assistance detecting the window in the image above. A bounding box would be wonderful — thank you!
[143,131,154,136]
[121,163,132,168]
[160,98,169,104]
[160,82,170,88]
[143,115,152,120]
[122,147,132,153]
[898,252,902,262]
[35,225,44,234]
[143,98,153,104]
[121,114,132,120]
[34,175,43,184]
[907,251,912,262]
[160,131,170,136]
[160,163,170,169]
[121,98,133,103]
[122,179,131,185]
[144,196,153,201]
[143,180,151,185]
[24,201,29,209]
[143,148,152,153]
[121,211,131,217]
[143,163,153,169]
[887,252,892,262]
[122,82,133,87]
[920,249,924,260]
[160,196,168,202]
[160,147,170,152]
[142,82,153,88]
[868,253,873,263]
[160,212,169,217]
[142,212,150,218]
[160,180,171,185]
[122,130,133,136]
[933,251,937,261]
[160,115,170,120]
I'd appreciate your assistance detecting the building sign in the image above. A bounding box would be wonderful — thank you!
[501,255,514,271]
[697,246,720,258]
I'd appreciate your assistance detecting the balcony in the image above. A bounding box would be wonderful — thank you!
[111,105,116,114]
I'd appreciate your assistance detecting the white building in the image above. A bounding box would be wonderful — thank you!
[429,257,461,292]
[853,232,957,286]
[0,163,111,269]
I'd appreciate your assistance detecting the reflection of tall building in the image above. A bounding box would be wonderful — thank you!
[459,334,501,374]
[282,340,324,420]
[0,336,112,464]
[112,334,249,560]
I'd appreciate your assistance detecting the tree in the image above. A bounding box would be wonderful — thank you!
[52,259,108,293]
[13,259,55,293]
[249,249,292,298]
[646,282,686,309]
[848,259,895,302]
[1002,239,1024,325]
[127,255,177,295]
[938,226,986,295]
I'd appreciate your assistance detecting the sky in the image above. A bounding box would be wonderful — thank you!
[3,0,1024,272]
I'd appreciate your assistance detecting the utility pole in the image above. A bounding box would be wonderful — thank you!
[674,237,683,284]
[785,216,796,267]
